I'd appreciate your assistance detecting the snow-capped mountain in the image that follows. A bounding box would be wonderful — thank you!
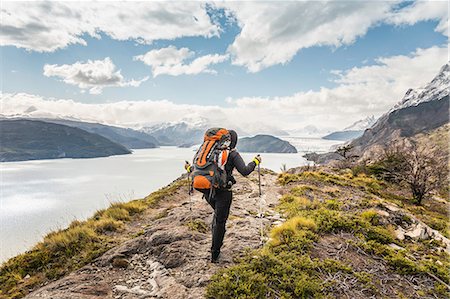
[143,117,210,134]
[343,115,376,131]
[285,125,329,137]
[351,62,449,157]
[322,116,376,141]
[141,117,210,146]
[391,62,450,112]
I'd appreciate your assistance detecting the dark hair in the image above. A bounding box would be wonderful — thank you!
[229,130,238,149]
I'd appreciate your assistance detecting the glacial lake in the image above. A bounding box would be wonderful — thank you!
[1,138,341,262]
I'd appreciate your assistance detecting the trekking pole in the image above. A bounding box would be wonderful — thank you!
[257,155,263,245]
[185,161,193,224]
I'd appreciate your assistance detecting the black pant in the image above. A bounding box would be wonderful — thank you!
[206,189,232,252]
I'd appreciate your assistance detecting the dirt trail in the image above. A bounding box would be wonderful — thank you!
[25,171,283,299]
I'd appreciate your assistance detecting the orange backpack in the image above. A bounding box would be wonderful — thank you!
[191,128,231,198]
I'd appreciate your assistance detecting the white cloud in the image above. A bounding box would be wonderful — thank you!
[0,2,220,52]
[3,46,447,133]
[386,0,449,37]
[43,58,148,94]
[134,46,228,77]
[226,46,448,129]
[2,1,447,75]
[214,1,448,72]
[216,1,398,72]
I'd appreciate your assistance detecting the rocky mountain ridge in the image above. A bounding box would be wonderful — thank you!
[344,115,376,131]
[323,116,376,141]
[391,63,449,112]
[308,63,449,162]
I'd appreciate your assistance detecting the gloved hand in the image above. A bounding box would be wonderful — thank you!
[253,155,262,165]
[185,161,193,173]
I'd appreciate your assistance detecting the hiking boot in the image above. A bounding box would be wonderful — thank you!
[211,250,220,263]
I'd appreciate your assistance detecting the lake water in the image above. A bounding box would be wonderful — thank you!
[0,138,341,262]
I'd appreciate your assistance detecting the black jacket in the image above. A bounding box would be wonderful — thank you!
[225,149,256,185]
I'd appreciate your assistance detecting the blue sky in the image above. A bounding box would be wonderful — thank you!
[1,1,448,132]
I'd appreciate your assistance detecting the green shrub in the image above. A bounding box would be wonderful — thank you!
[91,218,123,233]
[102,207,130,221]
[270,217,317,249]
[365,226,394,244]
[311,209,358,233]
[324,199,341,210]
[277,173,300,185]
[290,185,317,196]
[111,200,147,215]
[206,264,268,299]
[186,219,208,233]
[385,253,419,275]
[360,210,380,225]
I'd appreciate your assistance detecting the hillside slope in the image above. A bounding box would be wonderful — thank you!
[351,95,448,158]
[3,168,448,298]
[238,135,298,153]
[0,119,130,162]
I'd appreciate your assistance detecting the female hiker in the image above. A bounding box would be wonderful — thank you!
[185,129,261,263]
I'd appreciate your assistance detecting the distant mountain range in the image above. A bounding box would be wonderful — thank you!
[43,119,158,150]
[237,135,297,153]
[323,116,376,141]
[0,119,130,162]
[141,118,208,147]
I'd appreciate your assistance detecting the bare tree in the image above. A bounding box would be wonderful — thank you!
[335,144,359,169]
[376,140,447,204]
[335,144,354,159]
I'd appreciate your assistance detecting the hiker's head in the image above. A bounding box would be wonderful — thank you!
[229,130,238,149]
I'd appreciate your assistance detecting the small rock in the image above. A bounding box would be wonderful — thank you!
[115,285,129,292]
[115,285,150,296]
[384,203,400,212]
[404,224,430,240]
[112,257,129,269]
[248,192,259,198]
[148,278,159,290]
[376,210,390,217]
[395,227,406,241]
[388,243,404,251]
[130,286,150,295]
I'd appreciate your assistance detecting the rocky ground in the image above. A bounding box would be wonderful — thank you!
[21,167,450,298]
[24,170,283,299]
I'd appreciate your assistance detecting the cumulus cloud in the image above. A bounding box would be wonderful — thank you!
[43,58,148,94]
[0,2,220,52]
[3,46,447,133]
[216,1,397,72]
[2,1,447,75]
[134,46,229,77]
[386,0,449,37]
[226,46,448,129]
[213,1,448,72]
